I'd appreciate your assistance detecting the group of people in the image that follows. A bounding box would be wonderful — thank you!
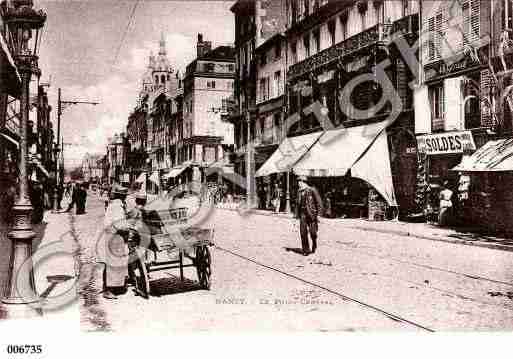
[257,182,284,213]
[64,181,89,215]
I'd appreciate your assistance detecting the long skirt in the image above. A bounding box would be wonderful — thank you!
[96,230,129,288]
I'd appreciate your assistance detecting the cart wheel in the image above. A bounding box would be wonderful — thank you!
[131,256,150,299]
[195,245,211,290]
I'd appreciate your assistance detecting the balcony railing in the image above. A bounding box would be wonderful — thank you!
[288,22,392,80]
[391,13,419,37]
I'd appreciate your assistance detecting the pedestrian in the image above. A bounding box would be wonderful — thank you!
[98,186,131,300]
[29,180,45,224]
[295,176,322,256]
[438,180,453,227]
[324,190,333,218]
[76,183,88,215]
[65,181,78,212]
[273,183,282,213]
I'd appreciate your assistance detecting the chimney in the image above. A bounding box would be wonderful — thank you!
[197,33,212,58]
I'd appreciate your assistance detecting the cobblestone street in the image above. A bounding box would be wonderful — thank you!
[76,193,513,332]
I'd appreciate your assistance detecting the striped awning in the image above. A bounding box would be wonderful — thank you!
[452,139,513,172]
[255,132,323,177]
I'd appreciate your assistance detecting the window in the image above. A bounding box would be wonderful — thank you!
[504,0,513,30]
[260,78,266,101]
[303,34,310,58]
[274,71,282,97]
[402,0,409,17]
[304,0,310,17]
[430,84,445,126]
[291,41,298,63]
[313,29,321,53]
[275,42,282,59]
[260,53,267,66]
[340,14,348,40]
[155,76,159,84]
[161,75,165,84]
[328,20,336,46]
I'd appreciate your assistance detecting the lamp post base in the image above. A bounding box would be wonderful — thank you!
[1,202,42,318]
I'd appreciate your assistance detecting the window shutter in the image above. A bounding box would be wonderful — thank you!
[462,1,470,47]
[444,77,463,131]
[428,17,435,60]
[435,12,443,60]
[469,0,480,44]
[414,85,431,134]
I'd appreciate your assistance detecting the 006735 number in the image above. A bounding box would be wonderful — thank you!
[6,345,42,354]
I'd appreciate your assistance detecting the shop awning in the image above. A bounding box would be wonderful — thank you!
[149,171,159,184]
[163,166,187,179]
[0,33,21,98]
[255,132,323,177]
[293,121,397,206]
[134,172,146,183]
[452,139,513,172]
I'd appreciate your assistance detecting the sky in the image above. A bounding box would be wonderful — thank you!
[35,0,234,169]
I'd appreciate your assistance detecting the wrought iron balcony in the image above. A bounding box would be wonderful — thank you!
[391,13,419,37]
[288,22,393,80]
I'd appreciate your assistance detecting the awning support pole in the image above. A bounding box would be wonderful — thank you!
[285,170,291,214]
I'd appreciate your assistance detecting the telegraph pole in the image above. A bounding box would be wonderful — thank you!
[53,88,99,212]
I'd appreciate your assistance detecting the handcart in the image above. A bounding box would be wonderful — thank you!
[129,205,214,299]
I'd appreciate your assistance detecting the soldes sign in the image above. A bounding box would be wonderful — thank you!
[417,131,476,155]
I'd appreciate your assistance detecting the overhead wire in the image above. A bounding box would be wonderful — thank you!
[112,0,141,69]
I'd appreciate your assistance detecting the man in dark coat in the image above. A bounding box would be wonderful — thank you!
[295,175,322,256]
[65,181,78,212]
[76,183,88,215]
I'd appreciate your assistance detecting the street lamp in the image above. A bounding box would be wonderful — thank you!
[0,0,47,317]
[145,157,151,195]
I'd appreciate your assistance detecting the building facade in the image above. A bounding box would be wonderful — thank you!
[181,36,236,185]
[229,0,287,201]
[414,0,513,234]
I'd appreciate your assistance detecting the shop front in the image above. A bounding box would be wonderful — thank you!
[452,138,513,235]
[416,130,477,223]
[291,121,397,220]
[255,131,323,213]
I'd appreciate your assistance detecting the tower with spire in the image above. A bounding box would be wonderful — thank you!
[139,32,177,99]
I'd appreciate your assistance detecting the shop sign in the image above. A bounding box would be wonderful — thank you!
[417,131,476,155]
[424,51,483,82]
[346,55,370,73]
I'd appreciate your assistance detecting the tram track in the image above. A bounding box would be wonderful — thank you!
[215,245,436,332]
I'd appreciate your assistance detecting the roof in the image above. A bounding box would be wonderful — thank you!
[198,45,236,62]
[255,32,285,54]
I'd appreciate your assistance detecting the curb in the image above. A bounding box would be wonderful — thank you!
[216,205,513,253]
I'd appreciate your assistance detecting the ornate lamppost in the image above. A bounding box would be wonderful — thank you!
[0,0,46,318]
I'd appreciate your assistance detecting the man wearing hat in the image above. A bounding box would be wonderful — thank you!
[98,185,131,300]
[295,175,322,256]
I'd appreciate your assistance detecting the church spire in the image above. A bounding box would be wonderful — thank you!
[159,32,166,56]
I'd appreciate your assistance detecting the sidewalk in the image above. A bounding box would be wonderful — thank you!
[0,202,79,324]
[215,202,513,253]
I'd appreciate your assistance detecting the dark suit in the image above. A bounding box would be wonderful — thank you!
[296,185,322,254]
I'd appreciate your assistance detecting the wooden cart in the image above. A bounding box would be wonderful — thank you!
[128,207,214,299]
